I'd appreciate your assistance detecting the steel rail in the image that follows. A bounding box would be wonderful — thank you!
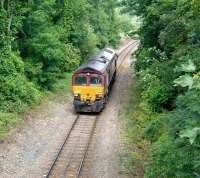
[117,40,139,71]
[76,115,98,178]
[46,115,80,178]
[117,40,138,56]
[117,40,134,56]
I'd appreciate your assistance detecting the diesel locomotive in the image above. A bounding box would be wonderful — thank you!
[72,48,118,112]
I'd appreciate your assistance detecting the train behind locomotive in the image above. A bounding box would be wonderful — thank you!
[72,48,118,112]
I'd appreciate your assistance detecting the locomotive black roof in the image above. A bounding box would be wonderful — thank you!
[74,48,116,74]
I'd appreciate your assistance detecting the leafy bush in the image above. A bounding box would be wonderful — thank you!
[137,58,175,111]
[145,135,196,178]
[0,53,41,113]
[142,78,171,111]
[135,47,167,74]
[145,89,200,178]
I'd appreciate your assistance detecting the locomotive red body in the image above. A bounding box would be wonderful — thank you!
[72,48,118,112]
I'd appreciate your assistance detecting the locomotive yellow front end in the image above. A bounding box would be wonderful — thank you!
[72,73,105,112]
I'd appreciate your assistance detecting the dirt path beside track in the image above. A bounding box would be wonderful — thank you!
[0,40,138,178]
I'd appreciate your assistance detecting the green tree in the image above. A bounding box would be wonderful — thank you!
[0,0,122,115]
[122,0,200,177]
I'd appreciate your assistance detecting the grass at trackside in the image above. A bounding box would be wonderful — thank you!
[46,72,73,104]
[47,73,73,103]
[119,81,150,177]
[0,73,72,141]
[52,73,72,94]
[0,113,17,141]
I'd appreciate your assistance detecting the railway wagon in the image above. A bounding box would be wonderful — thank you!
[72,48,118,112]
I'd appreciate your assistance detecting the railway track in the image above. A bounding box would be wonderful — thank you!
[117,40,139,70]
[46,114,98,178]
[45,41,139,178]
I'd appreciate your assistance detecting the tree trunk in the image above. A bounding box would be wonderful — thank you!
[6,0,13,33]
[1,0,5,10]
[7,14,13,33]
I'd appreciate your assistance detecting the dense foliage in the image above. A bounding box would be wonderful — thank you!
[122,0,200,177]
[0,0,125,137]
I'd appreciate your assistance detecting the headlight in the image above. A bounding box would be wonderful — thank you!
[96,93,103,99]
[74,93,79,97]
[74,93,80,100]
